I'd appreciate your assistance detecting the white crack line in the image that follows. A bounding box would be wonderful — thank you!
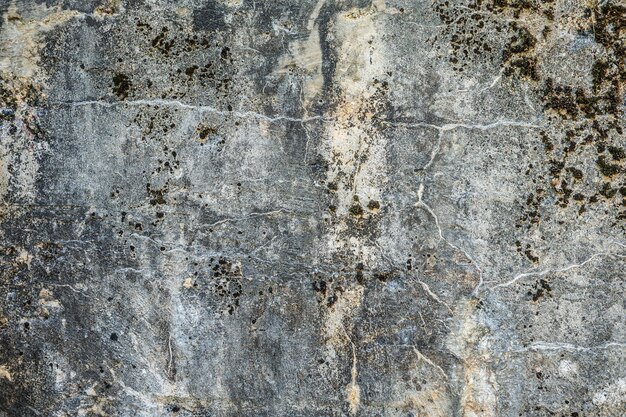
[491,248,626,290]
[50,283,84,294]
[385,119,543,132]
[412,346,449,380]
[167,334,174,379]
[508,341,626,353]
[51,99,325,124]
[51,101,541,130]
[439,69,504,96]
[341,323,360,416]
[203,208,295,229]
[416,183,484,294]
[417,130,442,172]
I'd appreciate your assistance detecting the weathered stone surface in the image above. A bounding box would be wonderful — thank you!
[0,0,625,416]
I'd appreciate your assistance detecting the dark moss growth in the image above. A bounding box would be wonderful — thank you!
[355,262,364,284]
[435,0,624,121]
[367,200,380,211]
[591,60,609,92]
[568,167,584,180]
[0,74,42,110]
[313,279,327,295]
[349,204,364,217]
[608,146,625,161]
[528,278,552,302]
[504,56,539,80]
[599,183,617,199]
[549,159,565,178]
[150,27,174,55]
[112,73,131,100]
[597,156,620,177]
[185,65,199,78]
[556,180,573,208]
[204,257,243,315]
[146,184,167,205]
[503,26,536,58]
[524,246,539,263]
[540,132,554,153]
[543,79,578,118]
[220,47,231,61]
[373,271,392,282]
[519,190,544,228]
[501,23,538,80]
[198,125,217,141]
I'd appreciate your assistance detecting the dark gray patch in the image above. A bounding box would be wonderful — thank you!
[192,1,226,32]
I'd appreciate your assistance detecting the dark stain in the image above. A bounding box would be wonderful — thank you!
[316,3,339,94]
[192,1,226,32]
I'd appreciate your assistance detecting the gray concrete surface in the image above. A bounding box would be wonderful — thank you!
[0,0,625,416]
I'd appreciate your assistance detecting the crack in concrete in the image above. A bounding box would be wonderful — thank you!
[508,341,626,353]
[412,345,449,380]
[384,119,544,132]
[491,245,626,290]
[416,183,484,294]
[50,100,326,124]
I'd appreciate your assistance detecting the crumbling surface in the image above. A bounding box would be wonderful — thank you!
[0,0,625,416]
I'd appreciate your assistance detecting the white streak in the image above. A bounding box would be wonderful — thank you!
[52,99,325,124]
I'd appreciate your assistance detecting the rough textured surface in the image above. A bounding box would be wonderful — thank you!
[0,0,625,416]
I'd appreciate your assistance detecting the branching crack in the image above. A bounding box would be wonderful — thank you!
[412,346,449,380]
[416,279,453,314]
[491,246,626,290]
[416,183,484,294]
